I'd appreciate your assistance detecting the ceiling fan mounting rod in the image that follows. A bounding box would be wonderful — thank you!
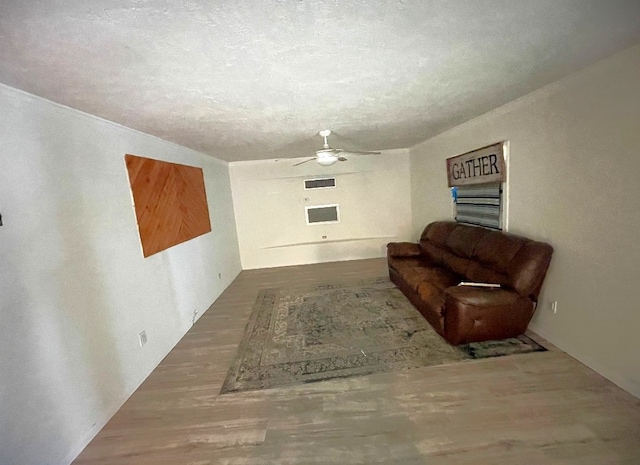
[319,129,332,149]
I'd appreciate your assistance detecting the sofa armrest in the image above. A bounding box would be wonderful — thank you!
[442,286,534,345]
[387,242,422,258]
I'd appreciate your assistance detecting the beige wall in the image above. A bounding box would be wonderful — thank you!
[230,150,412,269]
[0,84,242,465]
[410,43,640,398]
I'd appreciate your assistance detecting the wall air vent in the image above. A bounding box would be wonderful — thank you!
[305,204,340,225]
[304,177,336,189]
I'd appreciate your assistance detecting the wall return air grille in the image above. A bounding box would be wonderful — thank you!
[304,177,336,189]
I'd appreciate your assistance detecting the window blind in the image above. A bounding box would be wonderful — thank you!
[454,183,502,230]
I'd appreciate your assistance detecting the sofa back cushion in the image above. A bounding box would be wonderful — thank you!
[419,222,459,267]
[440,250,472,277]
[418,222,553,300]
[474,230,527,271]
[421,222,457,245]
[419,240,445,265]
[445,225,491,259]
[465,261,509,286]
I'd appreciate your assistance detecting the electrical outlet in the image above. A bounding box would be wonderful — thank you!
[139,330,147,347]
[551,301,558,314]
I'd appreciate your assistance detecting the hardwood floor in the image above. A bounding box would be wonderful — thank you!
[73,258,640,464]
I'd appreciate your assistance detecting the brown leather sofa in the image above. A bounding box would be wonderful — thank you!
[387,221,553,345]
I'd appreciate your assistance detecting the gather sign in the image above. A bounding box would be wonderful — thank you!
[446,142,506,187]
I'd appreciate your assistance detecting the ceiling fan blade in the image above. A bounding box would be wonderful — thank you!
[340,150,382,156]
[338,157,347,162]
[293,157,316,166]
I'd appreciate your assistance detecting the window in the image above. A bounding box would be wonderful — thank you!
[306,204,340,225]
[304,178,336,189]
[454,183,503,230]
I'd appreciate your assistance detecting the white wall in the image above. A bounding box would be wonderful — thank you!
[410,43,640,398]
[230,150,412,269]
[0,84,242,465]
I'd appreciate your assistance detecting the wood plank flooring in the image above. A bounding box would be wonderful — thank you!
[73,258,640,464]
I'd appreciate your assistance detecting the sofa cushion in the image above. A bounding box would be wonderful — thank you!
[465,261,509,287]
[445,224,491,259]
[416,281,447,315]
[413,266,459,291]
[440,250,473,277]
[421,221,457,246]
[474,230,527,272]
[444,286,522,307]
[419,240,445,265]
[401,267,430,291]
[392,263,458,292]
[415,281,447,335]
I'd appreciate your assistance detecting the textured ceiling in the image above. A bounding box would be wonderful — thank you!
[1,1,640,162]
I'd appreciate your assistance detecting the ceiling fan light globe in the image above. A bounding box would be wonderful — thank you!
[317,156,338,166]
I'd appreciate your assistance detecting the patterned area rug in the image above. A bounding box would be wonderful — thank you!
[221,277,545,394]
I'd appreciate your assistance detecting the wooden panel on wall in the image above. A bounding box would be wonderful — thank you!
[125,154,212,257]
[446,142,506,187]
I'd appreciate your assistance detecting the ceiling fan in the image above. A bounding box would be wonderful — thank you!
[293,130,381,166]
